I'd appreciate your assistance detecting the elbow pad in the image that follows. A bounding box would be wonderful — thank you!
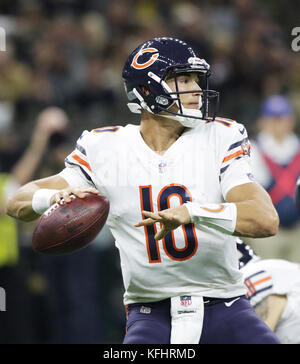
[184,202,237,235]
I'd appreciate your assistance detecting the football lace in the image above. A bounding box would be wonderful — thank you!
[44,194,76,217]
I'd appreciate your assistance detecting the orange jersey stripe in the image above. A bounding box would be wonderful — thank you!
[72,154,92,172]
[222,150,244,163]
[253,276,272,286]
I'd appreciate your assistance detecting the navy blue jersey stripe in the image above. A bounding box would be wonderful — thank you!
[244,270,266,281]
[220,165,229,175]
[249,285,273,299]
[76,143,87,156]
[65,158,95,185]
[228,137,248,151]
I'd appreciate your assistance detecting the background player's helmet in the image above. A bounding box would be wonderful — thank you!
[236,238,260,269]
[122,37,219,128]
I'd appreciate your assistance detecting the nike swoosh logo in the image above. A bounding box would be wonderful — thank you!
[239,127,245,135]
[224,297,240,307]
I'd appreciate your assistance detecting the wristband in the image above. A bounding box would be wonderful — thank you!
[32,189,59,215]
[184,202,237,235]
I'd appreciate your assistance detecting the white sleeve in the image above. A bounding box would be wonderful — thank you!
[58,166,93,188]
[58,130,96,188]
[219,122,255,199]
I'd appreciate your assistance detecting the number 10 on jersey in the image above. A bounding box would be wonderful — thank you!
[139,184,198,263]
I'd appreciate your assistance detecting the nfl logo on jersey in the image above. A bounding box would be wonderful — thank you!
[158,161,167,174]
[180,295,192,306]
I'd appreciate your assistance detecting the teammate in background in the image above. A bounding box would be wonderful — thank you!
[237,239,300,344]
[249,96,300,261]
[6,37,280,344]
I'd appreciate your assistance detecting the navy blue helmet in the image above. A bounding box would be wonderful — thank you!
[236,238,260,269]
[122,37,219,127]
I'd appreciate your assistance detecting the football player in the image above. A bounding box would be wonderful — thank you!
[6,37,280,344]
[237,238,300,344]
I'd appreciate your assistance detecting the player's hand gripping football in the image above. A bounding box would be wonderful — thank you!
[50,187,99,205]
[135,205,191,240]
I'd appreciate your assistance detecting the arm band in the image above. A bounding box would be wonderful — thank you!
[184,202,237,235]
[32,189,59,215]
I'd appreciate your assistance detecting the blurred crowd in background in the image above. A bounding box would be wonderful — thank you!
[0,0,300,344]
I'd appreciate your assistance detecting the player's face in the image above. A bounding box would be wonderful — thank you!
[165,72,202,110]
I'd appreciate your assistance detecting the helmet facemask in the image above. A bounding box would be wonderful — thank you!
[154,68,220,127]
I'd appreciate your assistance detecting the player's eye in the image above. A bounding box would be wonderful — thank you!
[178,77,189,84]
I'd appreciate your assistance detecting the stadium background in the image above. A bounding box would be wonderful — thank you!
[0,0,299,344]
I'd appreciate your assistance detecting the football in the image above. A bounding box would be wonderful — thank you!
[32,193,110,255]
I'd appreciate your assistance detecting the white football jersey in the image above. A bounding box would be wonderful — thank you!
[241,259,300,344]
[59,119,254,305]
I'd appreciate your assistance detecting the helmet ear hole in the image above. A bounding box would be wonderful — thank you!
[141,86,150,96]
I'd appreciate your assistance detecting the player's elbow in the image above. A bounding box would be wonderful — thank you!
[6,197,23,220]
[255,209,279,237]
[236,205,279,238]
[6,197,36,222]
[270,212,280,236]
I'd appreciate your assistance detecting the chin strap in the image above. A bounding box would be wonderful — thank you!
[127,99,206,127]
[132,88,153,113]
[159,106,205,128]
